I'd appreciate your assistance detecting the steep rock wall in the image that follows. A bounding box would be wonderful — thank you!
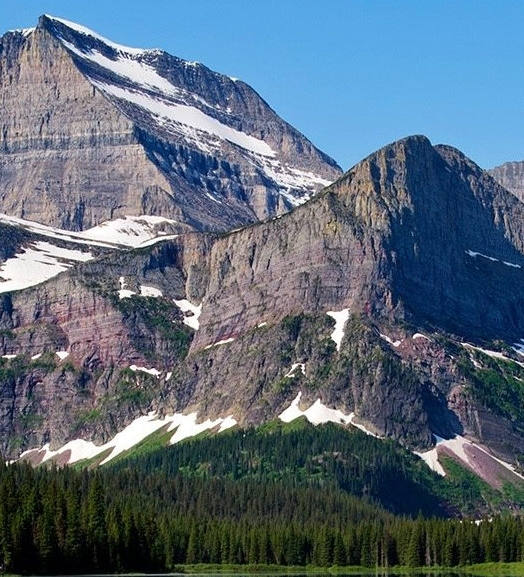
[0,27,177,231]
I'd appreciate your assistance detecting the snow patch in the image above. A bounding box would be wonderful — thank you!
[470,356,482,369]
[20,440,102,466]
[10,28,35,37]
[205,192,222,204]
[91,81,275,158]
[2,354,17,360]
[413,333,430,341]
[99,414,168,463]
[140,285,163,298]
[118,280,165,300]
[173,299,202,330]
[466,250,497,262]
[129,365,161,377]
[60,40,176,94]
[118,290,135,299]
[81,215,178,248]
[462,343,524,367]
[168,413,222,444]
[415,445,446,476]
[416,434,524,480]
[380,333,402,347]
[258,157,332,204]
[278,392,380,437]
[48,15,151,55]
[55,351,70,361]
[466,250,521,268]
[326,308,350,351]
[205,337,235,349]
[304,400,352,426]
[21,410,238,466]
[278,392,305,423]
[218,415,237,432]
[0,241,93,293]
[0,213,177,255]
[118,277,136,299]
[513,339,524,356]
[285,363,306,378]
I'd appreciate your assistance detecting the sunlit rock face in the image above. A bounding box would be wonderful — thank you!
[0,15,341,233]
[489,159,524,203]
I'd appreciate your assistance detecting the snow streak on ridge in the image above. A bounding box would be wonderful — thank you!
[48,15,333,203]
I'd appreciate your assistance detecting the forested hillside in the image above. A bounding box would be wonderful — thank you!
[2,422,524,573]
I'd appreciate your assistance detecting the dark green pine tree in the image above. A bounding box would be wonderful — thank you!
[332,531,346,566]
[406,516,426,567]
[185,524,200,564]
[86,474,108,571]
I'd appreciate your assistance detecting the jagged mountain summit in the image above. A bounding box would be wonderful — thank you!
[0,15,341,232]
[3,131,524,497]
[489,159,524,203]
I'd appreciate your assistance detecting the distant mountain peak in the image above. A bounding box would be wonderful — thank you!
[489,158,524,203]
[40,14,159,55]
[0,15,341,232]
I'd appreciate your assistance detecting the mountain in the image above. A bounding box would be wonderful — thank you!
[2,130,524,496]
[2,17,524,497]
[489,159,524,202]
[0,15,341,233]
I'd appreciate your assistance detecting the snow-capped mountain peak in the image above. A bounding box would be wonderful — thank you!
[44,14,156,55]
[48,16,276,158]
[41,14,339,211]
[0,14,341,235]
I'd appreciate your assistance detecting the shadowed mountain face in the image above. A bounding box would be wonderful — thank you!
[0,15,341,232]
[345,137,524,341]
[190,136,524,350]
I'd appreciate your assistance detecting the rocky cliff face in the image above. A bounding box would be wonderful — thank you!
[3,135,524,471]
[194,136,524,349]
[0,16,341,232]
[489,160,524,202]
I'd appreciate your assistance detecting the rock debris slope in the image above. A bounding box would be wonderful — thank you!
[0,15,341,232]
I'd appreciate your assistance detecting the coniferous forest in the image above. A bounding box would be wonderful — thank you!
[2,421,524,574]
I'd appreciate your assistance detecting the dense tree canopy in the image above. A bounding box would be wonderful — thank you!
[2,422,524,573]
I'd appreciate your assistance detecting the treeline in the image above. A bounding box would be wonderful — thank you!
[2,460,524,573]
[2,422,524,573]
[111,422,450,517]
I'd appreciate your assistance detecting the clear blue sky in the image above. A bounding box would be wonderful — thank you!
[3,0,524,170]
